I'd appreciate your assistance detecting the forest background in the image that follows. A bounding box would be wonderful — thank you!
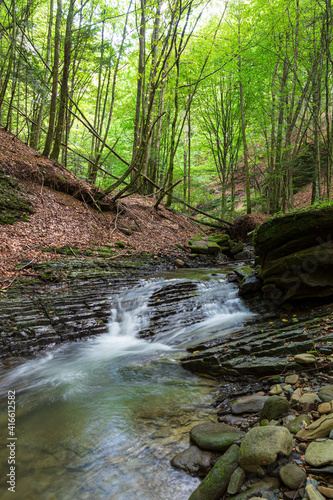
[0,0,332,222]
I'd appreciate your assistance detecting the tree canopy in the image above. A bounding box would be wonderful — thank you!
[0,0,332,220]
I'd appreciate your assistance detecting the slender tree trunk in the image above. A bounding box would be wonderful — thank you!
[51,0,75,161]
[43,0,62,157]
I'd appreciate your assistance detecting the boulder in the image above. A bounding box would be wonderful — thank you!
[188,444,239,500]
[190,422,245,452]
[260,395,290,420]
[304,439,333,466]
[253,206,333,300]
[296,413,333,439]
[238,426,293,475]
[171,445,217,476]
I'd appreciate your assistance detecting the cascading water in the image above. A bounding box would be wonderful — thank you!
[0,269,253,500]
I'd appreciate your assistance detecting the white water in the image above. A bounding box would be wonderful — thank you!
[0,269,253,500]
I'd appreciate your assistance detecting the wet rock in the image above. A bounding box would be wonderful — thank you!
[285,374,299,385]
[171,445,217,476]
[296,414,333,439]
[317,486,333,498]
[228,467,246,495]
[188,444,239,500]
[286,415,311,434]
[238,426,293,475]
[279,463,306,490]
[269,385,283,396]
[231,393,269,414]
[304,439,333,466]
[174,259,185,267]
[260,395,290,420]
[305,483,326,500]
[228,477,280,500]
[190,423,245,452]
[238,273,262,296]
[318,385,333,402]
[294,353,316,365]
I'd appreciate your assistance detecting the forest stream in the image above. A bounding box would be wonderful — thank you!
[0,268,254,500]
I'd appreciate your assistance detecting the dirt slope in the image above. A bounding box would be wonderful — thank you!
[0,129,202,284]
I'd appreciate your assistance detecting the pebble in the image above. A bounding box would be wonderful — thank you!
[279,463,306,490]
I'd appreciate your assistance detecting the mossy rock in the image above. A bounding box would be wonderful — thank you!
[190,240,221,255]
[208,233,231,247]
[0,171,34,224]
[189,235,206,245]
[253,205,333,259]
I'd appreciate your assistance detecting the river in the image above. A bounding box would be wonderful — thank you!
[0,268,253,499]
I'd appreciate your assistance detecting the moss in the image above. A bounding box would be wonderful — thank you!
[0,172,34,224]
[115,241,125,249]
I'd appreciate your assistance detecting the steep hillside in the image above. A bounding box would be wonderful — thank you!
[0,129,203,285]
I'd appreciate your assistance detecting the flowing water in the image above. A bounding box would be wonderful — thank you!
[0,269,253,500]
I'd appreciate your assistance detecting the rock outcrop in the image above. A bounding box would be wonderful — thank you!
[253,206,333,301]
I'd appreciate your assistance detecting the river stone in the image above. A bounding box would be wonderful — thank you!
[296,413,333,439]
[279,463,306,489]
[188,444,239,500]
[286,414,311,434]
[294,354,316,365]
[285,374,299,385]
[238,426,293,475]
[269,385,283,396]
[291,388,302,404]
[318,385,333,402]
[171,445,217,476]
[318,402,333,414]
[306,484,326,500]
[234,249,252,260]
[228,477,280,500]
[299,393,318,405]
[231,393,269,414]
[260,395,290,420]
[317,486,333,498]
[228,467,246,495]
[304,439,333,466]
[190,423,245,452]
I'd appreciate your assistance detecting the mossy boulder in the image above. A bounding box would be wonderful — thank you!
[189,239,221,255]
[253,206,333,300]
[0,171,34,224]
[190,423,245,452]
